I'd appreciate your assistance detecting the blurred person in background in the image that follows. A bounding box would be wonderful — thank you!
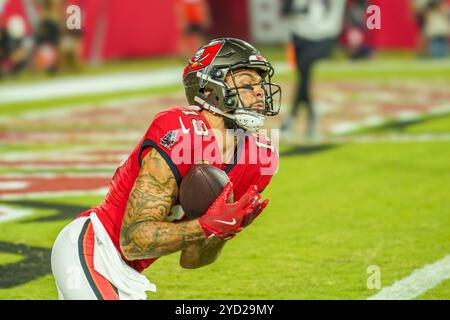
[176,0,212,60]
[59,0,84,72]
[343,0,373,60]
[34,0,61,74]
[0,20,10,77]
[413,0,435,56]
[0,1,6,77]
[3,14,34,76]
[280,0,346,140]
[423,0,450,58]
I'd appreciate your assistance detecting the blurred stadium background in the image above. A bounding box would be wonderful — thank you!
[0,0,449,300]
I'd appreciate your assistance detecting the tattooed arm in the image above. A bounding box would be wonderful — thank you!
[179,236,227,269]
[120,148,206,261]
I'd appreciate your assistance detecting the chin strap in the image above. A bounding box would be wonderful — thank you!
[193,96,236,121]
[194,96,266,132]
[193,96,265,131]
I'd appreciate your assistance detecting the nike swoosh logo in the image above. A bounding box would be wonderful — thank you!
[179,117,190,134]
[213,218,237,226]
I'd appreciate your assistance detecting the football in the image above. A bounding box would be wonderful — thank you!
[179,164,232,219]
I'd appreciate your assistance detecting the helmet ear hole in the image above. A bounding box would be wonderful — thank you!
[200,88,214,98]
[225,97,235,106]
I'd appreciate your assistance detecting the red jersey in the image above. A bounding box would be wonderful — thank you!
[79,106,278,272]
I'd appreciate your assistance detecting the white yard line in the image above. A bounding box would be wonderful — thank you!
[280,133,450,145]
[0,188,107,223]
[368,255,450,300]
[0,205,33,223]
[0,181,30,190]
[0,68,181,104]
[330,104,450,136]
[333,133,450,143]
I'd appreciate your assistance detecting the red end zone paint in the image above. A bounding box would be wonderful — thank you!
[0,160,120,168]
[0,176,110,196]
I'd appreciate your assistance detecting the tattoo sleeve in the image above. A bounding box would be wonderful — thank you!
[120,148,205,261]
[180,236,227,269]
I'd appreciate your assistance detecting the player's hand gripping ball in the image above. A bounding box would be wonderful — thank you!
[179,164,232,220]
[180,164,270,239]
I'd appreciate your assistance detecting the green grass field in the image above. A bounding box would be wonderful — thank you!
[0,53,449,300]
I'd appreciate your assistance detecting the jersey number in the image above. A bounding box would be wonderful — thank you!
[192,119,209,136]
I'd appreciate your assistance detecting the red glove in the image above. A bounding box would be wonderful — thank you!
[198,182,266,239]
[241,198,270,228]
[219,199,270,240]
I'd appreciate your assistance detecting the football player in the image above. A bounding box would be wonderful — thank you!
[51,38,282,300]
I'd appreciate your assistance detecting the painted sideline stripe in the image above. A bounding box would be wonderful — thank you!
[330,104,450,136]
[280,133,450,145]
[0,188,108,200]
[0,181,30,190]
[0,205,33,223]
[0,68,181,104]
[0,188,108,223]
[368,254,450,300]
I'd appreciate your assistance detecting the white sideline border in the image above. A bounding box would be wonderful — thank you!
[368,254,450,300]
[330,104,450,136]
[0,188,106,223]
[0,205,33,223]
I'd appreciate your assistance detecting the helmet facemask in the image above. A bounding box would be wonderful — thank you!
[222,66,282,131]
[198,63,281,132]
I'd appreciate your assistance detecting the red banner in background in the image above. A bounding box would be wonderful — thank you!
[80,0,181,61]
[208,0,249,41]
[103,0,180,59]
[85,0,251,61]
[367,0,419,49]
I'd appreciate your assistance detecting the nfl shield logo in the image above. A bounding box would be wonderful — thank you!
[160,130,178,150]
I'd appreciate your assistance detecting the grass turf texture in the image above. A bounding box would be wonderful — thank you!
[0,141,449,299]
[340,112,450,137]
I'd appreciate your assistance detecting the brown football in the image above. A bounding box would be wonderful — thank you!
[179,164,232,219]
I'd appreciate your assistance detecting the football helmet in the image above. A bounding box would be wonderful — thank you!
[183,38,281,131]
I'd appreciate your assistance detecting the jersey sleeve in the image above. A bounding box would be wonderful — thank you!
[255,174,273,195]
[137,108,195,186]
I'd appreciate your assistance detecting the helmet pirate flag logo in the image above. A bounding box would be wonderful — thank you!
[194,48,205,61]
[183,42,224,79]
